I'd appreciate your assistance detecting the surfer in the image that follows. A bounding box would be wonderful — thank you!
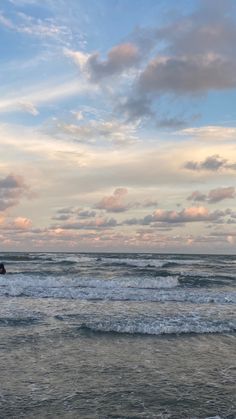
[0,263,6,274]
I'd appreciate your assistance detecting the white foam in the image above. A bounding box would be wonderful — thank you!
[81,316,236,336]
[0,275,235,304]
[100,257,169,268]
[0,274,179,291]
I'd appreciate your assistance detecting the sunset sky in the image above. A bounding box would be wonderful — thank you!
[0,0,236,253]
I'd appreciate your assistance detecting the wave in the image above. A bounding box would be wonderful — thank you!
[0,278,235,304]
[79,317,236,336]
[0,274,179,290]
[100,257,170,269]
[0,316,42,326]
[99,257,207,269]
[0,256,54,263]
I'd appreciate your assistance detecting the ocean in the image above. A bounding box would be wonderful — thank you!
[0,252,235,418]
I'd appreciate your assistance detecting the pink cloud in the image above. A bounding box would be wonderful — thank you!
[139,206,225,224]
[12,217,32,229]
[95,188,128,212]
[153,207,211,222]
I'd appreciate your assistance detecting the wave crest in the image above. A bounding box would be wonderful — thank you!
[80,317,236,336]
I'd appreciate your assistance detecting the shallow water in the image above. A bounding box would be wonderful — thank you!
[0,252,235,418]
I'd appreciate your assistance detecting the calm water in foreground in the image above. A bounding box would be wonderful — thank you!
[0,252,235,418]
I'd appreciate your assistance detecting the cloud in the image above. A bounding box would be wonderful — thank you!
[207,187,236,203]
[187,191,207,202]
[180,126,236,141]
[18,101,39,116]
[115,0,236,122]
[0,78,96,115]
[139,54,236,95]
[63,1,236,125]
[12,217,32,229]
[115,95,153,122]
[188,187,236,204]
[134,200,158,208]
[64,49,90,72]
[52,213,71,221]
[78,210,96,218]
[58,217,118,230]
[87,43,140,81]
[56,119,138,145]
[184,154,236,171]
[151,207,223,223]
[0,11,14,29]
[9,0,39,5]
[227,235,235,244]
[0,9,70,44]
[124,206,225,226]
[66,43,140,82]
[0,174,29,211]
[95,188,128,212]
[52,207,97,221]
[138,0,236,95]
[156,117,187,129]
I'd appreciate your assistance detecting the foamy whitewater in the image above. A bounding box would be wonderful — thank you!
[0,252,235,418]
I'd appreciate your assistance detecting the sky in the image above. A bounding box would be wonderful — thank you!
[0,0,236,253]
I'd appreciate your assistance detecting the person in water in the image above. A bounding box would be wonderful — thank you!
[0,263,6,274]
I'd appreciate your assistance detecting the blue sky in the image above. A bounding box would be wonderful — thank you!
[0,0,236,253]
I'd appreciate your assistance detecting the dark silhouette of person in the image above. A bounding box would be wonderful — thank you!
[0,263,6,274]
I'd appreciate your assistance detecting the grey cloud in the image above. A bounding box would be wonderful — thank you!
[0,174,25,189]
[53,208,97,221]
[187,191,206,202]
[188,187,236,203]
[57,207,74,214]
[87,43,140,82]
[138,0,236,95]
[208,187,235,203]
[184,155,233,171]
[201,156,228,171]
[0,174,28,211]
[152,209,224,223]
[132,200,158,208]
[143,200,158,208]
[78,210,97,218]
[114,0,236,125]
[52,214,71,221]
[139,55,236,95]
[184,161,199,170]
[115,95,153,122]
[123,218,174,231]
[226,163,236,170]
[59,218,118,230]
[228,210,236,218]
[156,117,187,129]
[116,0,236,123]
[156,0,236,56]
[227,219,236,224]
[124,207,225,226]
[124,218,139,226]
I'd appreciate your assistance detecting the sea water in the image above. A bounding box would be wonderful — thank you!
[0,252,235,418]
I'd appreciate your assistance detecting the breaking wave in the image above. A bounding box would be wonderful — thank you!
[79,317,236,336]
[0,274,235,304]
